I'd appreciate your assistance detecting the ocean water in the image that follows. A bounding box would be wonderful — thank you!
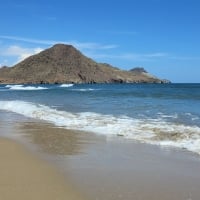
[0,83,200,155]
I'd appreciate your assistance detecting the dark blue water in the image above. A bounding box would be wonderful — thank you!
[0,83,200,154]
[1,83,200,123]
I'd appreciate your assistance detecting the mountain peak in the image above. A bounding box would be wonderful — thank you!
[0,44,167,84]
[51,43,75,49]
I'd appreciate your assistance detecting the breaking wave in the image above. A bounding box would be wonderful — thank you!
[59,84,74,88]
[72,88,96,92]
[1,100,200,155]
[5,85,48,90]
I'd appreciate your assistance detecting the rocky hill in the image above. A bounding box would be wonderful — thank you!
[0,44,168,84]
[130,67,147,73]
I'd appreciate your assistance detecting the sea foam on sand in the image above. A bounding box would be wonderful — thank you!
[1,100,200,155]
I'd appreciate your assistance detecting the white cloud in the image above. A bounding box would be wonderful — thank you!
[0,35,118,50]
[0,59,8,67]
[0,42,117,66]
[0,35,170,66]
[1,45,43,63]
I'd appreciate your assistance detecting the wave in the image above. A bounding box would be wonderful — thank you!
[1,100,200,155]
[72,88,96,92]
[59,84,74,88]
[5,85,48,90]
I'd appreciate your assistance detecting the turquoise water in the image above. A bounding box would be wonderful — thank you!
[0,83,200,154]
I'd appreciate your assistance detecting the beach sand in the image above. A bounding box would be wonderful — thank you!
[0,137,84,200]
[59,137,200,200]
[1,119,200,200]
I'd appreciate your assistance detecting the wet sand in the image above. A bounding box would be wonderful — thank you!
[1,119,200,200]
[0,137,84,200]
[63,139,200,200]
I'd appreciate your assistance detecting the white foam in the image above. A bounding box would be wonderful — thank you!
[1,100,200,155]
[5,85,47,90]
[157,112,178,119]
[5,84,23,88]
[59,84,74,88]
[72,88,96,92]
[185,113,199,121]
[192,117,199,121]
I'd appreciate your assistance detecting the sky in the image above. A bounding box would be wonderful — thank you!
[0,0,200,83]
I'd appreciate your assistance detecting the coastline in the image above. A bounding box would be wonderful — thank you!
[0,137,84,200]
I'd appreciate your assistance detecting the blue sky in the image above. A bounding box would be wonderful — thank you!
[0,0,200,83]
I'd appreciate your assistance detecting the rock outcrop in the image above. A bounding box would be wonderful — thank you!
[130,67,147,73]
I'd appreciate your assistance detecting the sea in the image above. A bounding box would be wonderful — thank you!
[0,83,200,155]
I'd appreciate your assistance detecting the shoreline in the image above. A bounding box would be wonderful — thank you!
[0,137,84,200]
[1,119,200,200]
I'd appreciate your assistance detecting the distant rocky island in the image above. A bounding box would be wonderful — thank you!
[0,44,170,84]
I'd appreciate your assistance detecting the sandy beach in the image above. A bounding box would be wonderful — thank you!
[1,119,200,200]
[0,137,84,200]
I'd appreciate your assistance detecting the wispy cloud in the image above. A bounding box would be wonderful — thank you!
[0,59,8,67]
[87,52,168,61]
[0,35,117,66]
[119,53,167,60]
[0,45,43,64]
[0,35,118,50]
[87,51,200,63]
[169,55,200,60]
